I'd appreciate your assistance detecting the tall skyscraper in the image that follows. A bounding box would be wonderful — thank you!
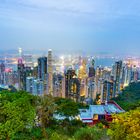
[0,63,5,84]
[26,77,34,93]
[18,48,23,58]
[100,80,115,103]
[132,65,138,82]
[53,74,64,97]
[23,54,33,68]
[17,58,25,90]
[32,79,44,95]
[78,59,88,97]
[38,57,47,81]
[47,49,53,95]
[88,58,95,78]
[65,69,76,98]
[114,61,122,95]
[26,77,44,95]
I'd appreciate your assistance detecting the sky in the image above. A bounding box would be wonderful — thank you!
[0,0,140,55]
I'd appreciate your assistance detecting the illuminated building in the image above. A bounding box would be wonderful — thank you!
[94,66,104,102]
[124,65,132,87]
[100,80,115,103]
[78,59,88,97]
[65,69,76,98]
[47,49,53,95]
[78,59,87,79]
[69,77,80,102]
[53,74,64,97]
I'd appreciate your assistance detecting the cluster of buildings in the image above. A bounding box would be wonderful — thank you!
[0,49,140,104]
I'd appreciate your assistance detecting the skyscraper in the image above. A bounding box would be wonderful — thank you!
[38,57,47,81]
[0,63,5,84]
[26,77,34,93]
[65,69,76,98]
[89,58,95,78]
[100,80,115,103]
[23,54,33,68]
[114,61,122,95]
[17,58,25,90]
[32,79,44,95]
[78,59,88,97]
[47,49,53,95]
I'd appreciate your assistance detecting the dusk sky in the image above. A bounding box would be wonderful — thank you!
[0,0,140,55]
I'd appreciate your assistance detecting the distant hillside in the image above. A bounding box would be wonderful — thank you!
[113,82,140,111]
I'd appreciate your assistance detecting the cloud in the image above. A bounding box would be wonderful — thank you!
[0,0,140,54]
[9,0,140,16]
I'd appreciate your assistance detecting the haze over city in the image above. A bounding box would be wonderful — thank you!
[0,0,140,55]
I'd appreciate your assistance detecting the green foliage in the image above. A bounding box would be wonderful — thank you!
[0,91,36,140]
[113,82,140,111]
[73,126,107,140]
[49,132,69,140]
[37,95,57,127]
[77,102,89,109]
[54,97,79,117]
[59,119,85,136]
[108,107,140,140]
[36,94,57,139]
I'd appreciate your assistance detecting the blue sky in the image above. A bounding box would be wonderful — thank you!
[0,0,140,55]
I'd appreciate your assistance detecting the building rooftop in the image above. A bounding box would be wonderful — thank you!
[0,84,9,89]
[79,109,92,120]
[104,103,124,114]
[89,105,106,115]
[0,84,17,92]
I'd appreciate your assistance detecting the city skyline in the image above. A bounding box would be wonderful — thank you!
[0,0,140,55]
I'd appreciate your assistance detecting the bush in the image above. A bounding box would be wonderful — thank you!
[74,127,107,140]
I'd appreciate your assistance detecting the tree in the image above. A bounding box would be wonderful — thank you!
[108,107,140,140]
[36,94,57,139]
[0,91,36,140]
[54,98,79,118]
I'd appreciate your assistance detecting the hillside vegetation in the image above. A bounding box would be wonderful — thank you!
[113,82,140,111]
